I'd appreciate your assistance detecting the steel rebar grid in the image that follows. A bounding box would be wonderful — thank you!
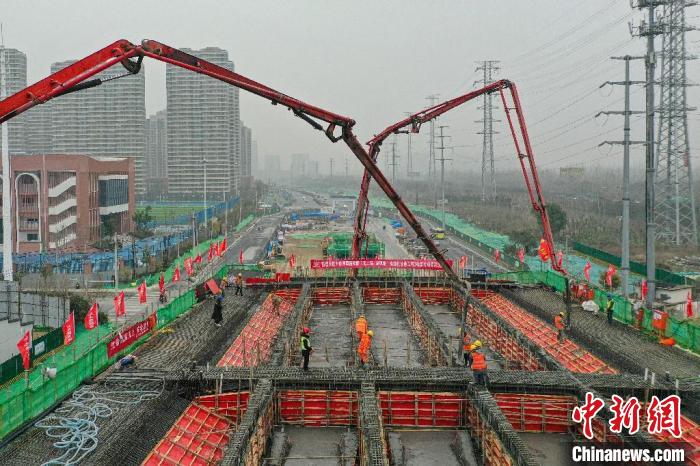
[359,382,389,466]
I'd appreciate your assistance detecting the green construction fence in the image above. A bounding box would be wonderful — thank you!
[492,270,700,356]
[572,241,692,287]
[0,327,65,386]
[0,262,232,442]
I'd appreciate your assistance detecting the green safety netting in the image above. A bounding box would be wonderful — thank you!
[0,262,233,442]
[288,232,385,259]
[492,270,700,355]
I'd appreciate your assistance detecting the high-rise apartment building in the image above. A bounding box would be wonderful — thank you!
[38,60,146,194]
[145,110,168,198]
[240,124,252,177]
[166,47,240,199]
[0,47,28,155]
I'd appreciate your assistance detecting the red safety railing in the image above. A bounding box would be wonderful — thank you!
[378,391,465,428]
[362,286,401,304]
[142,403,235,465]
[474,291,616,374]
[413,286,452,305]
[494,394,575,433]
[278,390,358,427]
[312,287,351,305]
[217,293,294,367]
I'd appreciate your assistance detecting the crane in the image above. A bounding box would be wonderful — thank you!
[0,38,459,282]
[351,79,565,275]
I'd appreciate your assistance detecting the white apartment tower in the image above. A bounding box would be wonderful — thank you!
[0,47,28,155]
[166,47,241,199]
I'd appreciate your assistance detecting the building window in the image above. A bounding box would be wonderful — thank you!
[27,233,38,242]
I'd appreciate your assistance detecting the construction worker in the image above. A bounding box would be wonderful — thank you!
[211,294,224,327]
[462,333,474,367]
[554,312,565,343]
[470,341,487,385]
[358,330,374,367]
[605,294,615,325]
[355,314,368,338]
[300,327,312,371]
[272,294,282,316]
[234,273,244,296]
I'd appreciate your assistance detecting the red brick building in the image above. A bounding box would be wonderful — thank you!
[1,154,135,253]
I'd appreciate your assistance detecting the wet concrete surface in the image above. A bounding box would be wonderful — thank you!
[388,430,463,466]
[424,304,502,370]
[307,305,353,367]
[275,425,349,466]
[364,304,424,367]
[519,432,574,466]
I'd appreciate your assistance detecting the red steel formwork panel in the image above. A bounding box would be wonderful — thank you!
[362,286,401,304]
[642,404,700,466]
[142,403,234,466]
[312,287,351,305]
[217,293,294,367]
[196,392,251,425]
[413,286,452,305]
[494,394,575,433]
[378,391,465,428]
[468,303,545,371]
[473,291,617,374]
[278,390,358,427]
[272,288,301,304]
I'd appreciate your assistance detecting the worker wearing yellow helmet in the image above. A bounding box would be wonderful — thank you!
[471,340,487,385]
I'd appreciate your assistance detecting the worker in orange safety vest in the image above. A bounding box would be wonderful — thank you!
[462,333,474,367]
[554,312,565,343]
[355,314,368,338]
[358,330,373,367]
[470,341,487,385]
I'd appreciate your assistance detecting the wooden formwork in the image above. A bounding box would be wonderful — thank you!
[465,399,516,466]
[242,401,275,466]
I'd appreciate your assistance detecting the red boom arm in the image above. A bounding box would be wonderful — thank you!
[351,80,564,274]
[0,39,462,283]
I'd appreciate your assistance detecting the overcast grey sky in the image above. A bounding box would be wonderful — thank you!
[3,0,698,176]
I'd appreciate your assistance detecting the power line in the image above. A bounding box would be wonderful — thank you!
[475,60,500,201]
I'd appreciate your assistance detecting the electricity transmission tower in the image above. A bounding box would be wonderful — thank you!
[426,94,440,206]
[597,55,646,297]
[405,112,413,178]
[389,136,399,183]
[436,126,453,229]
[475,60,500,201]
[654,0,698,245]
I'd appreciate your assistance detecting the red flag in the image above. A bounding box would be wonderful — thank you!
[184,257,194,275]
[584,261,592,282]
[687,292,694,318]
[239,249,244,264]
[193,254,203,264]
[459,256,467,269]
[85,302,99,330]
[62,312,75,346]
[17,330,31,370]
[494,249,501,263]
[158,274,165,294]
[219,238,227,255]
[517,249,525,263]
[207,243,215,262]
[605,264,617,288]
[538,239,552,262]
[556,251,564,269]
[137,282,147,304]
[288,254,296,268]
[641,279,648,299]
[114,290,126,317]
[173,266,181,283]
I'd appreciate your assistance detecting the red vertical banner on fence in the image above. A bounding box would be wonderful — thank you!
[538,239,552,262]
[172,266,181,283]
[239,249,244,264]
[184,258,194,275]
[641,279,648,300]
[62,312,75,346]
[605,265,617,288]
[207,243,215,262]
[85,303,99,330]
[494,249,501,263]
[219,238,227,255]
[158,274,165,294]
[459,256,467,269]
[115,291,126,317]
[687,292,694,318]
[584,261,591,282]
[517,249,525,263]
[137,283,147,304]
[17,330,31,370]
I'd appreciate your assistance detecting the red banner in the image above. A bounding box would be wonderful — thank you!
[62,312,75,346]
[17,330,31,370]
[310,259,453,270]
[114,291,126,317]
[85,302,99,330]
[137,282,147,304]
[172,266,181,283]
[158,274,165,294]
[184,257,194,276]
[107,318,154,358]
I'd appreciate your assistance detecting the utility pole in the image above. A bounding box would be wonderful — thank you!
[202,158,208,227]
[404,112,413,178]
[597,55,646,297]
[655,0,698,245]
[633,0,663,309]
[390,136,399,183]
[437,126,452,229]
[0,39,12,281]
[426,94,440,206]
[113,233,118,289]
[475,60,500,201]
